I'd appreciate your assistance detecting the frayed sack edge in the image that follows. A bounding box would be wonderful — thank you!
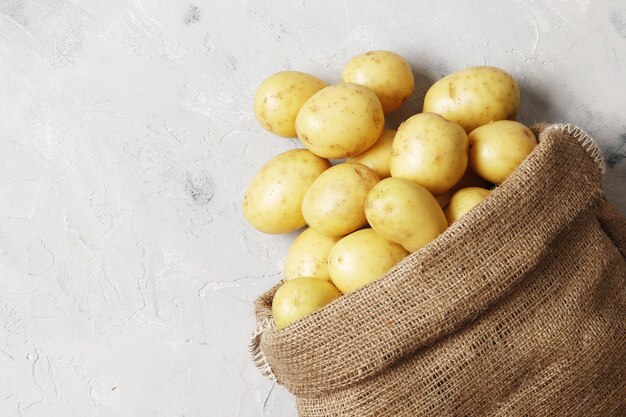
[249,316,277,380]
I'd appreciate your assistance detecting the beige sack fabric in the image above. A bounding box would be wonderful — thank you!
[249,123,626,416]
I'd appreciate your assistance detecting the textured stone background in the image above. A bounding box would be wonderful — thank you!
[0,0,624,416]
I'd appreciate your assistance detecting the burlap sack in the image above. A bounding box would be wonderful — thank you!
[249,123,626,416]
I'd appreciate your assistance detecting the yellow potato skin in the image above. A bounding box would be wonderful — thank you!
[390,113,468,196]
[243,149,330,234]
[423,66,520,133]
[284,228,340,281]
[444,187,490,223]
[342,51,414,114]
[365,177,448,252]
[272,277,341,330]
[295,83,384,159]
[347,129,396,179]
[328,228,408,294]
[302,162,380,237]
[254,71,327,138]
[469,120,537,184]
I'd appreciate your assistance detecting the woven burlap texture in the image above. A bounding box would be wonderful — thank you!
[250,123,626,416]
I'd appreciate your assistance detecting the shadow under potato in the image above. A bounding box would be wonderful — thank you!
[384,67,436,130]
[517,82,558,127]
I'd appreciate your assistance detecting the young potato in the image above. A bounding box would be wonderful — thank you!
[347,129,396,179]
[254,71,327,138]
[272,277,341,330]
[423,66,520,133]
[444,187,490,223]
[468,120,537,184]
[328,228,408,294]
[302,162,380,237]
[295,83,384,159]
[341,51,414,114]
[365,177,448,252]
[435,165,492,208]
[284,228,340,281]
[243,149,330,234]
[390,113,468,196]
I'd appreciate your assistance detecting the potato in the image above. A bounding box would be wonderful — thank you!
[302,162,380,237]
[468,120,537,184]
[435,165,492,208]
[328,228,408,294]
[295,83,384,158]
[347,129,396,179]
[284,228,340,281]
[390,113,468,196]
[272,277,341,329]
[365,177,448,252]
[423,66,520,133]
[254,71,327,138]
[243,149,330,234]
[444,187,490,223]
[341,51,414,114]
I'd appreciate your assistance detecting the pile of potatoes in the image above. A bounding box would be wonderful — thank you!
[243,51,537,330]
